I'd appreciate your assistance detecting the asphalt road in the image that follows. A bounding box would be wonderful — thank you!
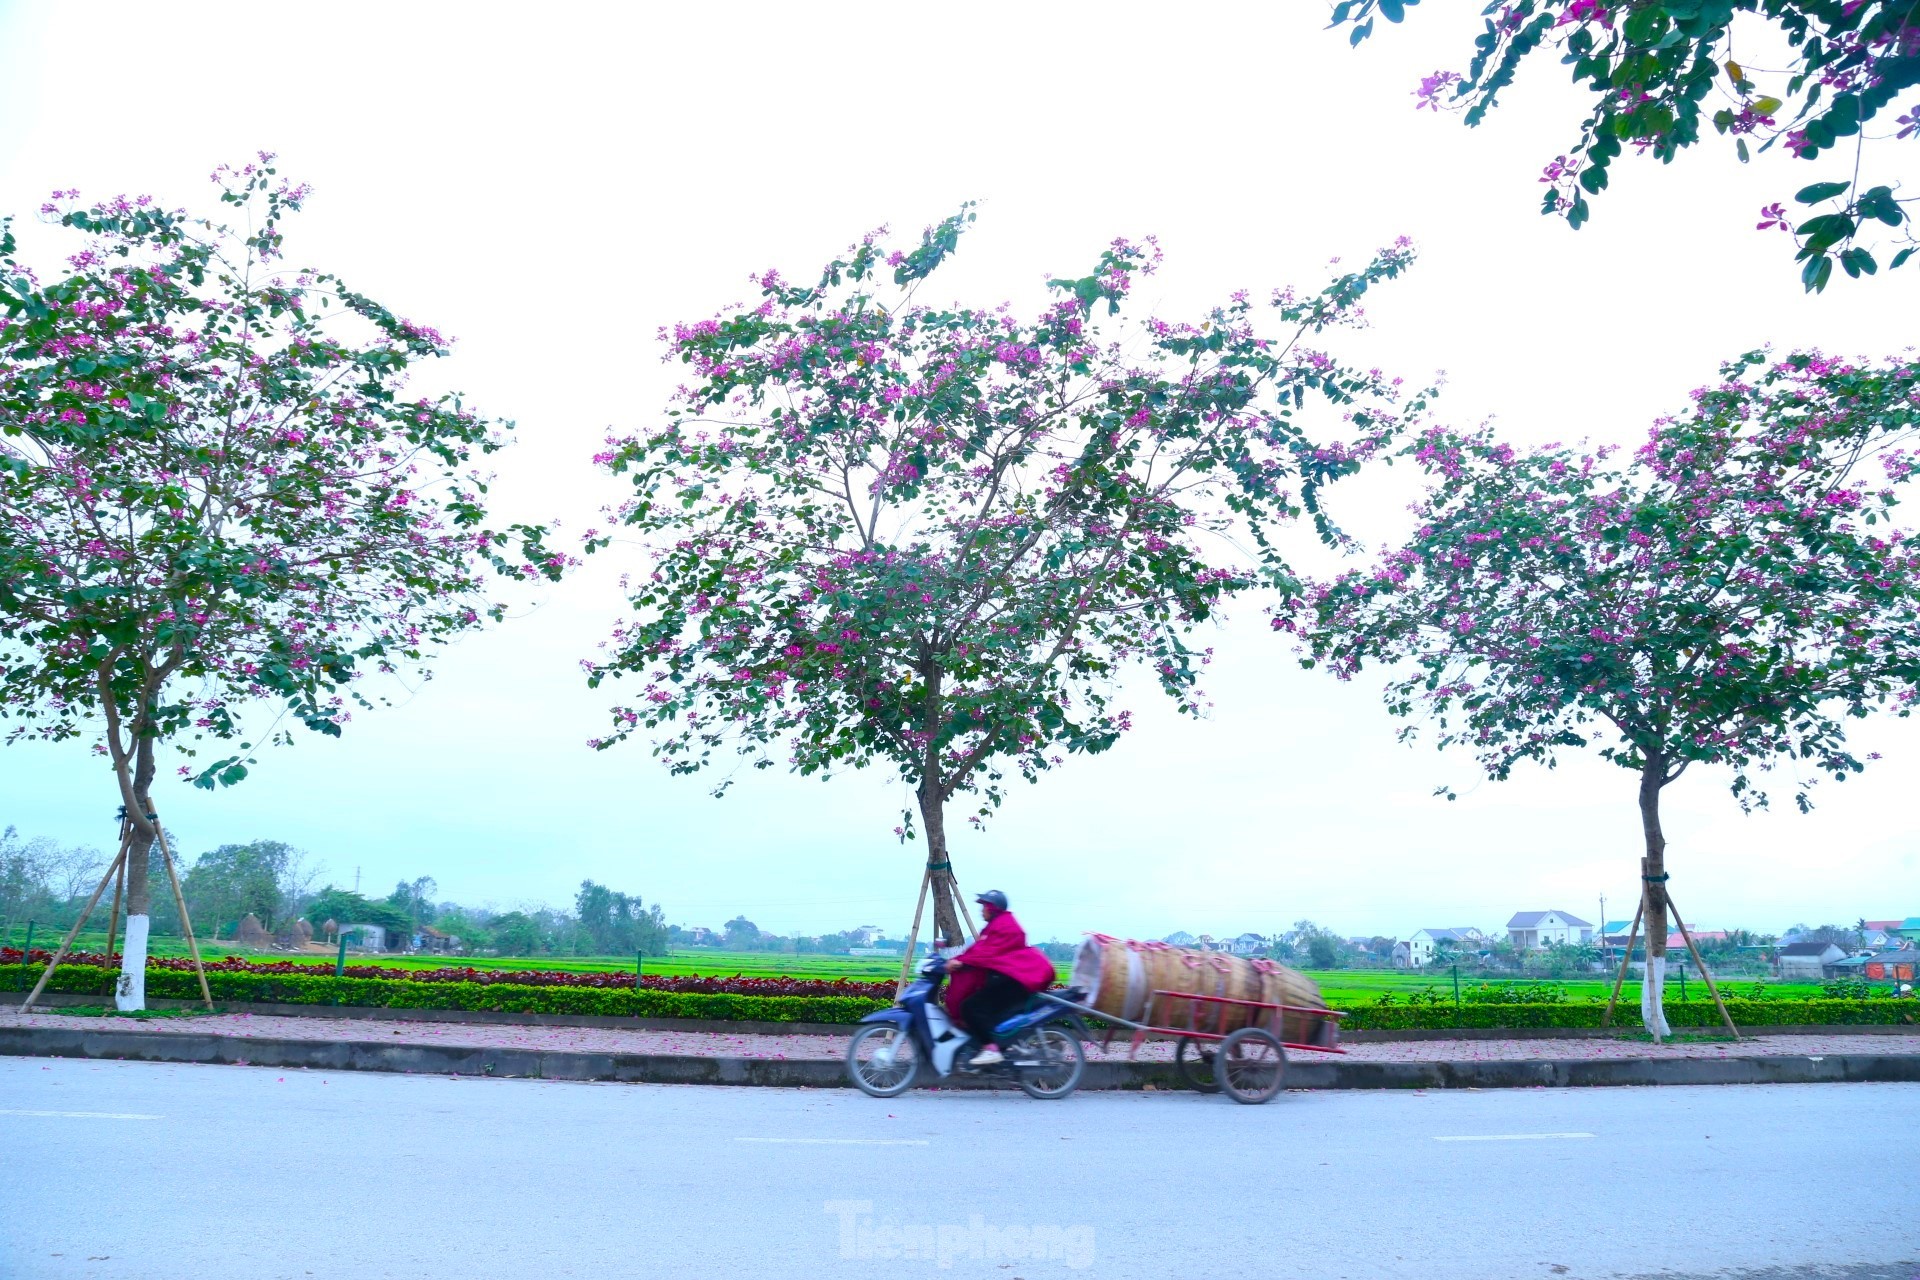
[1,1060,1915,1280]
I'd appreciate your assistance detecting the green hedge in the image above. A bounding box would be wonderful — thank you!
[0,964,888,1024]
[7,963,1913,1032]
[1343,998,1918,1031]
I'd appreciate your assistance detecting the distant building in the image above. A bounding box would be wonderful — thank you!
[1406,928,1477,967]
[1862,949,1919,983]
[1507,911,1593,950]
[1777,941,1845,979]
[1228,933,1267,956]
[1662,930,1729,952]
[1897,918,1920,944]
[1162,931,1197,947]
[342,923,387,952]
[415,925,456,954]
[1391,941,1413,968]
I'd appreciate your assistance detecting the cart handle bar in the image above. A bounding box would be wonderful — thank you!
[1148,990,1347,1019]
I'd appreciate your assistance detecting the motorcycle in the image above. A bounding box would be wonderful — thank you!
[844,952,1088,1100]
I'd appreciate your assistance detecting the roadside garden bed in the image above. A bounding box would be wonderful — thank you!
[4,952,1913,1031]
[0,948,892,999]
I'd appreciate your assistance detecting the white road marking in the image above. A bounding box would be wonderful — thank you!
[737,1137,930,1146]
[1432,1132,1595,1143]
[0,1109,162,1120]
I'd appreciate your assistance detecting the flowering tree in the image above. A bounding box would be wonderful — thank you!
[1296,350,1920,1034]
[1335,0,1920,289]
[0,157,561,1007]
[588,209,1425,942]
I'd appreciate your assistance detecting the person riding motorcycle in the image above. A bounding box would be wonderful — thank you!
[942,890,1055,1067]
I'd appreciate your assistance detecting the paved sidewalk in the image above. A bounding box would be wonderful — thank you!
[3,1007,1914,1063]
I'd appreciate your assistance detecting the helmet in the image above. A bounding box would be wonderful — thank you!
[974,889,1009,911]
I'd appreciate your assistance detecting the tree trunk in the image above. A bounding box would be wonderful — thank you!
[115,739,157,1012]
[1637,758,1672,1041]
[916,783,962,948]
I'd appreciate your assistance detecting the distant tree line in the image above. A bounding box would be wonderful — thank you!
[0,823,677,959]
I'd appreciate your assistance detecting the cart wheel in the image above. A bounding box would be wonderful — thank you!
[1214,1027,1286,1104]
[1174,1039,1220,1093]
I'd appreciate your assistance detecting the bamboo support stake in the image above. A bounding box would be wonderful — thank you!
[102,823,128,964]
[21,834,130,1013]
[947,871,979,941]
[1601,894,1645,1030]
[151,815,213,1010]
[896,866,933,996]
[1669,894,1738,1040]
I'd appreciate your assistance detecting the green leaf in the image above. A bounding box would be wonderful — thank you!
[1800,252,1833,293]
[1795,181,1852,203]
[1891,247,1915,270]
[1795,212,1855,252]
[1856,185,1904,227]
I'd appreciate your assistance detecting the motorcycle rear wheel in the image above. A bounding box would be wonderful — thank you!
[1016,1025,1085,1100]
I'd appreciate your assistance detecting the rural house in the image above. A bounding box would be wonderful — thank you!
[1862,949,1919,983]
[1777,941,1846,978]
[1506,911,1593,950]
[1897,918,1920,944]
[341,923,389,952]
[1228,933,1267,956]
[1664,930,1728,951]
[414,925,457,954]
[1406,928,1477,967]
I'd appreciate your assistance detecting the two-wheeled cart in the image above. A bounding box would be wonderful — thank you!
[1040,987,1347,1104]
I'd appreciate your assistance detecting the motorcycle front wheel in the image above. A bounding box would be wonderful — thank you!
[1016,1025,1085,1100]
[845,1024,921,1097]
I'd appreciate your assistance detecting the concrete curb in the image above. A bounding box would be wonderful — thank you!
[3,1026,1916,1092]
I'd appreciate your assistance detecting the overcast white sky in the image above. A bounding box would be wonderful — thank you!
[0,2,1913,943]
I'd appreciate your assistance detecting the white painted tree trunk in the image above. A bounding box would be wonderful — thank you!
[1640,955,1670,1041]
[115,915,149,1011]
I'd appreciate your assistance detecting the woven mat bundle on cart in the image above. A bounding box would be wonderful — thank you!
[1070,935,1333,1047]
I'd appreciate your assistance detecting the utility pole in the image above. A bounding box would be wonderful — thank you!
[354,865,361,893]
